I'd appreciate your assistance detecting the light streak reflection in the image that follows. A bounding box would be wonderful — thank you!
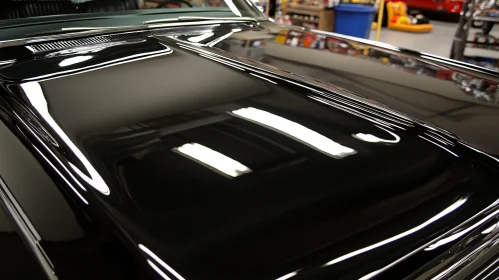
[323,198,467,267]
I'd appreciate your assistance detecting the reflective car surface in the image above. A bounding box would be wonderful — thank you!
[1,2,499,280]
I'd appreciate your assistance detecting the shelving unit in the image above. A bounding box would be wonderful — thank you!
[451,0,499,69]
[283,4,335,31]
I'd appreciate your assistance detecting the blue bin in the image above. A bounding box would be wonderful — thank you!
[334,4,377,39]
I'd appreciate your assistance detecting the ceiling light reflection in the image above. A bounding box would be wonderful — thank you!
[147,260,172,280]
[231,107,356,159]
[425,208,499,251]
[21,82,110,195]
[139,244,186,280]
[482,222,499,234]
[173,143,251,178]
[353,125,400,144]
[223,0,242,16]
[187,32,214,43]
[32,145,88,205]
[250,73,277,84]
[59,55,93,67]
[276,271,298,280]
[419,135,459,158]
[323,198,467,267]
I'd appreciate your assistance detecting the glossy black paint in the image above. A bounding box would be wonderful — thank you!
[0,21,499,280]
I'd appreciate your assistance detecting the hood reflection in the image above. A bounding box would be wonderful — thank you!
[21,81,111,195]
[139,244,186,280]
[353,125,400,144]
[173,142,252,178]
[59,55,93,67]
[323,198,467,268]
[231,107,356,159]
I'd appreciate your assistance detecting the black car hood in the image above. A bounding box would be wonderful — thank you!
[1,22,499,280]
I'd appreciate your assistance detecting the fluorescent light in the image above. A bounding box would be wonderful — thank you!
[139,244,185,280]
[187,32,214,43]
[173,143,251,178]
[59,55,92,67]
[231,107,356,159]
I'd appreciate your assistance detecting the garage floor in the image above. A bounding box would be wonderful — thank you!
[368,20,499,58]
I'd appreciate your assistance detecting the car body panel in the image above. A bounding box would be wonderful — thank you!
[0,21,499,280]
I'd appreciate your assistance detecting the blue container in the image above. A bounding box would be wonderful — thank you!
[334,4,377,39]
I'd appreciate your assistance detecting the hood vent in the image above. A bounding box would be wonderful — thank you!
[27,25,217,54]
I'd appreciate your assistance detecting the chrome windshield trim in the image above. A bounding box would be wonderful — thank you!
[143,16,259,24]
[0,19,262,49]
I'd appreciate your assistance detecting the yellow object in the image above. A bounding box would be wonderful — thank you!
[386,1,433,33]
[371,22,377,30]
[396,16,410,24]
[274,30,288,44]
[375,0,384,41]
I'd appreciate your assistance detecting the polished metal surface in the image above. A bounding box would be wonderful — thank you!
[0,20,499,280]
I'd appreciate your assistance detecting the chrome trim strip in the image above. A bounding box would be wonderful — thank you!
[144,16,258,24]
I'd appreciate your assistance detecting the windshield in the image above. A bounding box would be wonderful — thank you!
[0,0,265,41]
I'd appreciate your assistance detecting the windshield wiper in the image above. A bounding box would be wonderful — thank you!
[143,16,259,25]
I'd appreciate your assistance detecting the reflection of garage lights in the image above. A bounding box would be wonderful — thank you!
[59,55,93,67]
[22,82,111,195]
[147,260,172,280]
[231,107,356,158]
[173,143,251,177]
[276,271,298,280]
[139,244,185,280]
[323,198,467,268]
[482,222,499,234]
[353,126,400,144]
[187,32,214,43]
[223,0,242,16]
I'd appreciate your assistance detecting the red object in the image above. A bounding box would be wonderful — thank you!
[399,0,464,14]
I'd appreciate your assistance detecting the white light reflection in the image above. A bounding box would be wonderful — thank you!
[58,55,92,67]
[173,143,251,178]
[207,32,234,47]
[13,111,87,192]
[419,135,459,158]
[187,32,214,43]
[147,260,172,280]
[276,271,298,280]
[199,53,246,71]
[21,82,110,195]
[250,73,277,84]
[231,107,356,159]
[32,145,88,205]
[482,222,499,234]
[425,208,499,251]
[323,198,467,267]
[223,0,242,16]
[139,244,186,280]
[27,49,171,81]
[353,125,400,144]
